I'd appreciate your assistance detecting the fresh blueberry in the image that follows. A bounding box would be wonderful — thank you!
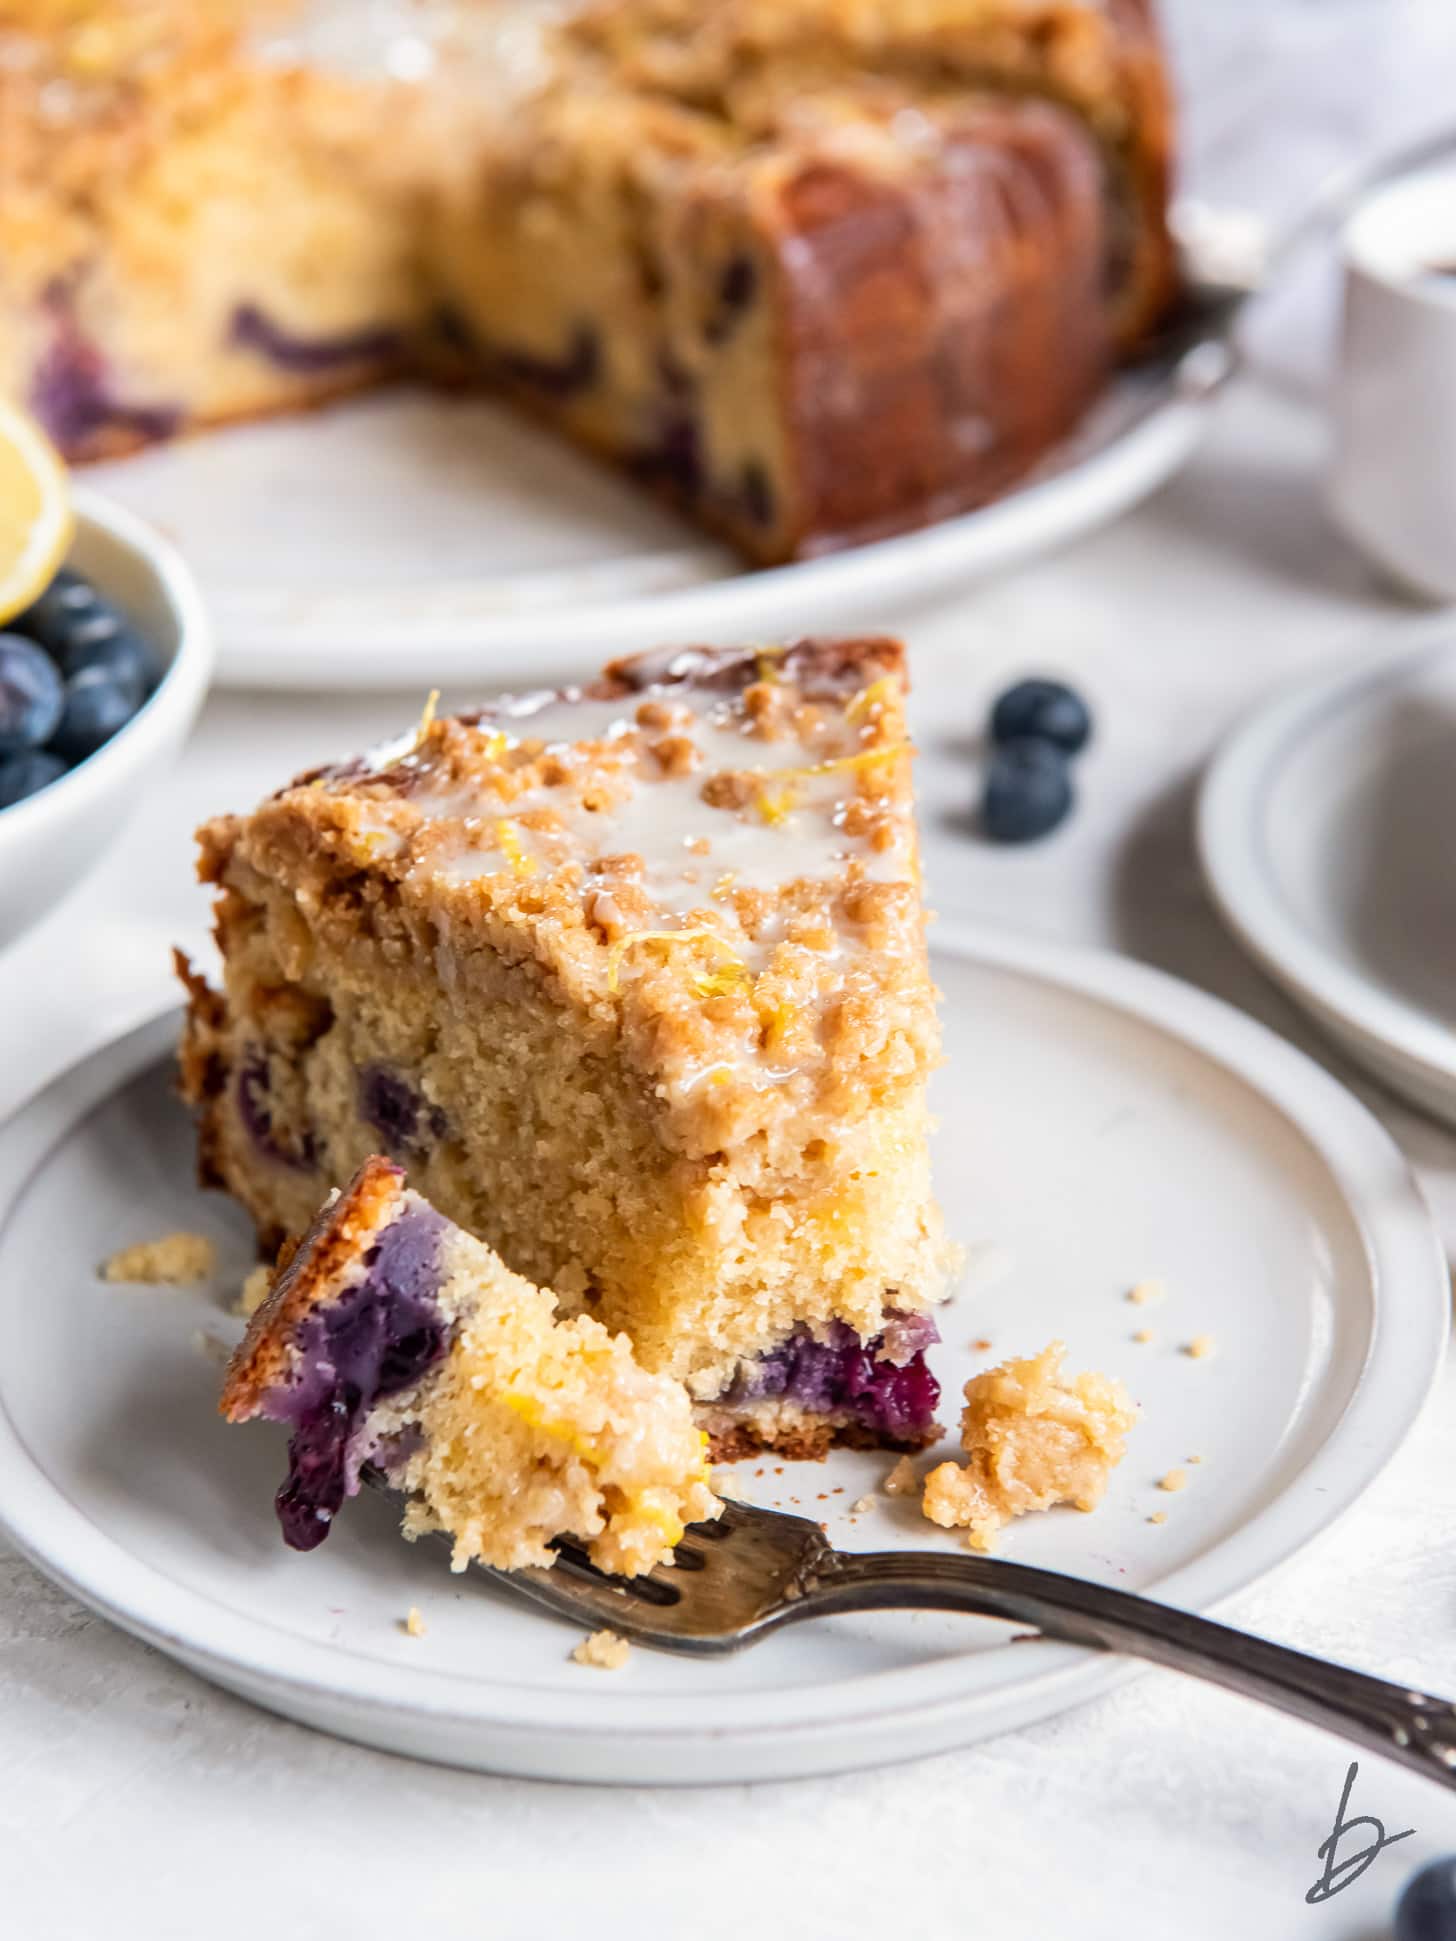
[0,749,66,809]
[58,621,158,697]
[49,665,140,763]
[990,678,1093,756]
[0,634,65,755]
[9,562,148,683]
[1397,1857,1456,1941]
[12,567,114,655]
[981,737,1074,843]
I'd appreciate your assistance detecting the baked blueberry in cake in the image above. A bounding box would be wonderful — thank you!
[222,1156,719,1574]
[181,635,954,1458]
[1,0,1177,562]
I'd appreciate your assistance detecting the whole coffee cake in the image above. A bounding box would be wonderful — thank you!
[181,635,953,1458]
[1,0,1176,561]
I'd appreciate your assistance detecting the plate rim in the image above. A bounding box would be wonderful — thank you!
[194,374,1215,690]
[1197,624,1456,1095]
[0,925,1444,1770]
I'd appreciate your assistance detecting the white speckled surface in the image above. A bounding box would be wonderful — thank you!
[4,3,1456,1932]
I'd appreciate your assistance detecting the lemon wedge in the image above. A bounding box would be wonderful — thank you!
[0,401,74,626]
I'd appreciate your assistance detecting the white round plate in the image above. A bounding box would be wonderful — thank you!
[1199,625,1456,1128]
[86,356,1219,693]
[0,927,1442,1784]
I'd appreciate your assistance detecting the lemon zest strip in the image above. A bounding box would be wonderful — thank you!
[500,1390,603,1467]
[493,818,536,876]
[409,688,440,753]
[845,676,898,724]
[606,926,745,994]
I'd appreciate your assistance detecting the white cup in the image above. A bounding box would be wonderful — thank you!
[1328,167,1456,603]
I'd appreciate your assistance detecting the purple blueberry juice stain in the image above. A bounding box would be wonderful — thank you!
[236,1052,316,1171]
[729,1312,941,1442]
[498,322,601,399]
[265,1205,451,1550]
[630,346,704,499]
[704,252,758,344]
[359,1065,447,1160]
[737,458,775,528]
[434,308,602,401]
[229,303,404,374]
[30,299,180,454]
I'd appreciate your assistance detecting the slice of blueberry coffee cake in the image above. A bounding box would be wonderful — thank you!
[223,1157,718,1573]
[181,635,955,1459]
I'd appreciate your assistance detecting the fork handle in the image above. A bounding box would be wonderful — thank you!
[811,1550,1456,1791]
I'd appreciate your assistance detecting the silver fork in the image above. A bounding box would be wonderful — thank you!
[488,1497,1456,1790]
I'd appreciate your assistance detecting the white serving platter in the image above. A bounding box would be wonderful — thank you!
[86,351,1223,692]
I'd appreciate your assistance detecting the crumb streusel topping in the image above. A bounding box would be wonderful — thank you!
[216,638,934,1160]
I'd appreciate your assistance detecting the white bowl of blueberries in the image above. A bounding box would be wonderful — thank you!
[0,488,213,950]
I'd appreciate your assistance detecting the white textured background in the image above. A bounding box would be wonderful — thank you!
[5,4,1456,1935]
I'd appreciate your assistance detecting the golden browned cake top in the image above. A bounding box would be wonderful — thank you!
[563,0,1166,141]
[202,638,938,1155]
[1,0,242,199]
[0,0,425,284]
[552,0,1174,334]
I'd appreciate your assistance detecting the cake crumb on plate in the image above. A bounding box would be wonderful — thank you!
[851,1495,876,1515]
[922,1342,1136,1551]
[1132,1328,1153,1344]
[1184,1334,1215,1359]
[573,1629,630,1670]
[1126,1279,1165,1307]
[1148,1510,1167,1525]
[100,1232,215,1285]
[883,1454,918,1495]
[402,1607,426,1638]
[1158,1467,1188,1493]
[235,1265,273,1318]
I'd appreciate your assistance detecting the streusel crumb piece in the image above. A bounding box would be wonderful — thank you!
[883,1454,918,1495]
[573,1629,630,1670]
[1157,1467,1187,1493]
[921,1341,1136,1551]
[101,1232,216,1285]
[403,1607,426,1638]
[1126,1279,1165,1307]
[1184,1334,1215,1360]
[236,1265,273,1318]
[851,1495,876,1515]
